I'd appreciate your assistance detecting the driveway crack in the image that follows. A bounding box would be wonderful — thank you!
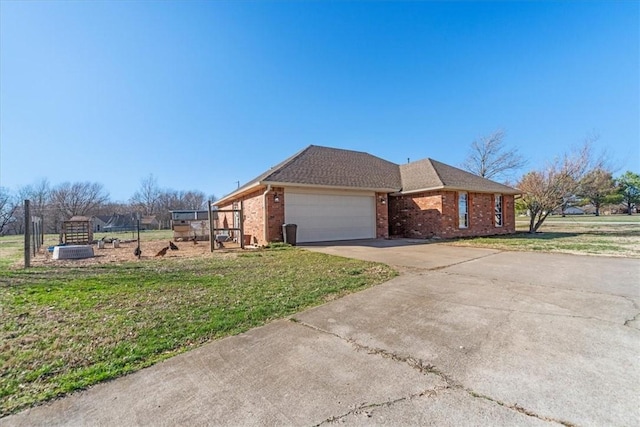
[290,318,457,382]
[624,312,640,328]
[312,386,449,426]
[292,318,576,427]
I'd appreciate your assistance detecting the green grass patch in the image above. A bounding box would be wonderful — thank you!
[451,221,640,258]
[0,247,396,415]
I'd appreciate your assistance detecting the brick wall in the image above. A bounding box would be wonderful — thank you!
[504,194,516,233]
[389,191,515,239]
[241,189,265,245]
[217,186,285,247]
[376,192,389,239]
[265,186,285,243]
[389,192,443,238]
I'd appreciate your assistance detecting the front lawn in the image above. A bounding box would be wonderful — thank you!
[0,247,396,416]
[451,218,640,257]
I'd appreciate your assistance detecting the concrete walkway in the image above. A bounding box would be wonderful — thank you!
[2,241,639,426]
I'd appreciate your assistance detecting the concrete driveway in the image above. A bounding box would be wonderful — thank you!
[2,241,639,426]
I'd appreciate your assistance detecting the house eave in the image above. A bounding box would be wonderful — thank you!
[264,181,400,194]
[213,182,264,206]
[394,186,521,196]
[214,181,401,206]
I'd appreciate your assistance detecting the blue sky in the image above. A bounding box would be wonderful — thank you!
[1,1,638,202]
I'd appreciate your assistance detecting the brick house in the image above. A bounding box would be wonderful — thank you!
[214,145,519,245]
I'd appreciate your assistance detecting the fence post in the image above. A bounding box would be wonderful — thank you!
[24,200,31,268]
[208,200,214,253]
[31,218,36,256]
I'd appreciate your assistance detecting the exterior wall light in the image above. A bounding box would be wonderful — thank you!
[274,193,280,203]
[380,197,386,204]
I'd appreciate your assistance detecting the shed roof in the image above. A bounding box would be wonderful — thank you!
[68,216,92,222]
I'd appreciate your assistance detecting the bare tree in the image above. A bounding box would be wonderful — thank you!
[577,168,617,216]
[461,129,527,182]
[50,182,110,223]
[130,174,161,216]
[518,142,595,233]
[178,190,207,210]
[0,187,19,236]
[93,201,130,216]
[18,179,52,232]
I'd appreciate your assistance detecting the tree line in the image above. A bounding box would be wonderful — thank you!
[0,175,216,236]
[461,130,640,233]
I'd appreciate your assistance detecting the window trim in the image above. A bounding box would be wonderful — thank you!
[494,194,503,227]
[458,192,468,229]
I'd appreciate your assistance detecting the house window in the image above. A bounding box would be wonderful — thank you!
[458,192,468,228]
[495,194,503,227]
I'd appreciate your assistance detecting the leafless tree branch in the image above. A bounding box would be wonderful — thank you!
[461,129,527,182]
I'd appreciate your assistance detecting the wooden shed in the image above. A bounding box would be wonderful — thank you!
[62,216,94,245]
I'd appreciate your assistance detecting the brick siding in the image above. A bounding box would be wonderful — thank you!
[266,186,285,243]
[389,191,515,239]
[218,186,285,247]
[376,192,390,239]
[222,187,515,244]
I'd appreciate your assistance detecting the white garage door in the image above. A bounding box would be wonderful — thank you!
[285,191,376,243]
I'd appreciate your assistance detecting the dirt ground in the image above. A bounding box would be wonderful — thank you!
[29,239,244,267]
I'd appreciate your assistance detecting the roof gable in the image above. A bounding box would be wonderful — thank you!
[218,145,402,203]
[263,145,401,190]
[400,158,520,195]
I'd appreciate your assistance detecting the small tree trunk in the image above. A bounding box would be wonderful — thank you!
[531,211,551,233]
[528,212,536,233]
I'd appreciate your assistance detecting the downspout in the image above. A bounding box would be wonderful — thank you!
[263,184,271,245]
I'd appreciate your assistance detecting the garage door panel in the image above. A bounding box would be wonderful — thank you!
[285,192,375,243]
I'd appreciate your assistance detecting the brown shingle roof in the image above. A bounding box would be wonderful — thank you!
[262,145,401,189]
[218,145,402,203]
[400,158,520,195]
[216,145,518,204]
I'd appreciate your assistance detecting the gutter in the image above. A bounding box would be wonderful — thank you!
[394,186,521,196]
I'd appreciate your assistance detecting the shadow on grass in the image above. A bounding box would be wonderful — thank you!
[520,229,640,238]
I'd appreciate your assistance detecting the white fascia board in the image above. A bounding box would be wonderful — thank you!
[213,182,262,206]
[264,181,399,194]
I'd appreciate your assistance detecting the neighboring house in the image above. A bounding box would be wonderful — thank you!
[92,215,111,232]
[102,213,160,231]
[214,145,520,245]
[103,213,139,232]
[554,206,585,215]
[140,215,159,230]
